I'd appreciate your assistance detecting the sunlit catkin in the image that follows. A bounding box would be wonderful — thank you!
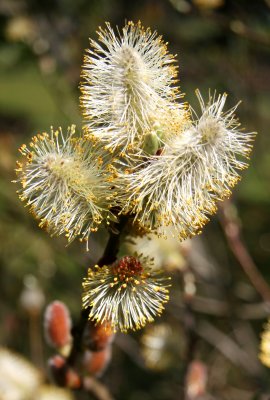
[15,126,115,249]
[82,255,170,332]
[117,91,255,239]
[80,21,185,153]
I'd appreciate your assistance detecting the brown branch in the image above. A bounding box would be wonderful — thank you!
[97,215,129,267]
[168,301,264,378]
[220,200,270,303]
[62,216,129,400]
[179,268,199,400]
[170,293,269,319]
[202,11,270,47]
[67,216,128,367]
[196,320,262,377]
[29,313,44,369]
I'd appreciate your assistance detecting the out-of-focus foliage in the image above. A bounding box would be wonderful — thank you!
[0,0,270,399]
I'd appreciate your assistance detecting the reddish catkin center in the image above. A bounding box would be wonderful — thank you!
[112,256,143,281]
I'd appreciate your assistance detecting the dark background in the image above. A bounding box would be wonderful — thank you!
[0,1,270,399]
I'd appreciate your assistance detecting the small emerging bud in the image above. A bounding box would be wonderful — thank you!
[48,355,67,386]
[185,360,208,399]
[83,320,115,351]
[48,355,81,389]
[83,347,112,377]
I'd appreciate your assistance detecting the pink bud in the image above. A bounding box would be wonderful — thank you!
[83,346,112,377]
[185,360,208,399]
[83,320,115,351]
[48,355,81,389]
[48,355,67,386]
[65,368,81,389]
[44,301,72,349]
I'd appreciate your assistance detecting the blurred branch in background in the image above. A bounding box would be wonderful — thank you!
[220,200,270,304]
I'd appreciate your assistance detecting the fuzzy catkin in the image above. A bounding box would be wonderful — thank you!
[16,126,116,249]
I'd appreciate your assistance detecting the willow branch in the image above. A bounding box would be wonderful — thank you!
[169,294,269,319]
[197,320,262,376]
[220,200,270,303]
[67,216,128,367]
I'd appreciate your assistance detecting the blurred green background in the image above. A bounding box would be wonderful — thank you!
[0,1,270,399]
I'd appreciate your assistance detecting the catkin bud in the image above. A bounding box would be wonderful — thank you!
[44,301,72,353]
[48,355,81,389]
[48,355,67,386]
[185,360,208,399]
[83,347,112,377]
[83,320,115,351]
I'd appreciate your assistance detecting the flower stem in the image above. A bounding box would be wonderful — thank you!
[67,215,129,366]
